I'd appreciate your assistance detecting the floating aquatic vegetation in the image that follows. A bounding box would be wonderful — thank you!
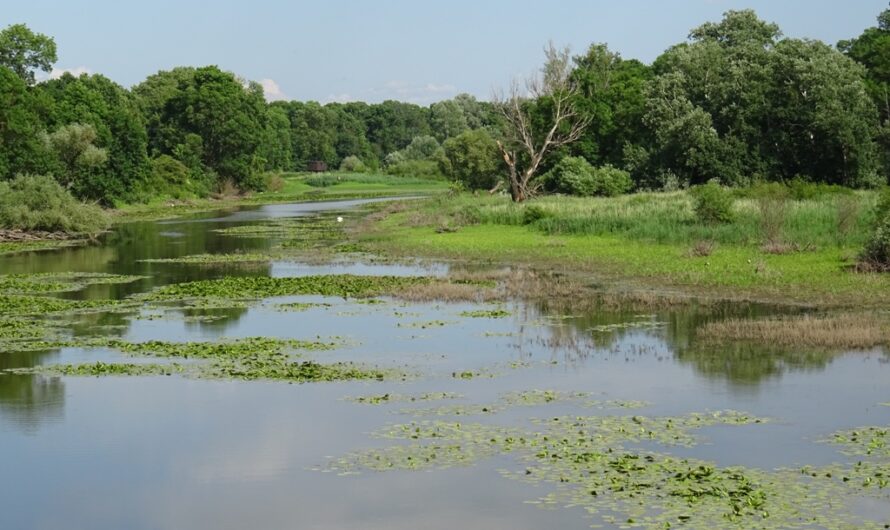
[137,253,275,264]
[460,309,512,318]
[324,411,889,528]
[0,317,52,342]
[347,392,462,405]
[105,336,338,358]
[397,319,455,329]
[28,361,185,377]
[0,295,134,317]
[398,404,501,416]
[146,275,432,301]
[0,239,85,256]
[271,301,333,312]
[501,389,591,406]
[827,426,890,458]
[203,357,396,383]
[134,312,227,323]
[0,272,145,295]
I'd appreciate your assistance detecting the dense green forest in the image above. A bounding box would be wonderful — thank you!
[0,7,888,208]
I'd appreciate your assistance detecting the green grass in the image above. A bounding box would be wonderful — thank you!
[360,192,890,307]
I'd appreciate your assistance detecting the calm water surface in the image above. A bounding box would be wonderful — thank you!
[0,199,888,529]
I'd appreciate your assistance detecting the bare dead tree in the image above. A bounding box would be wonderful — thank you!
[493,43,590,202]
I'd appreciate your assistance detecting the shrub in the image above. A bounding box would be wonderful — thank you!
[788,179,853,201]
[690,181,734,224]
[0,174,109,234]
[145,155,210,199]
[592,165,634,197]
[522,204,552,225]
[305,175,340,187]
[757,195,788,247]
[339,155,367,173]
[386,159,443,180]
[543,158,632,197]
[264,172,285,193]
[543,157,596,196]
[860,214,890,271]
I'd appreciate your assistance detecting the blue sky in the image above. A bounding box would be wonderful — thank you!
[5,0,887,104]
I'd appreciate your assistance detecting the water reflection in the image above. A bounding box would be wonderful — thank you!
[0,350,64,433]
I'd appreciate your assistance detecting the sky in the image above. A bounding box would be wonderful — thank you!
[4,0,888,105]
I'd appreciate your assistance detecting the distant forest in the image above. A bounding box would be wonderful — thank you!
[1,7,889,205]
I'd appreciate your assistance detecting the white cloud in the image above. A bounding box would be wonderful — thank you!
[45,66,92,80]
[259,78,288,102]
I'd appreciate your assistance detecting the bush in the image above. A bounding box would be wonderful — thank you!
[522,205,553,225]
[860,214,890,271]
[305,175,340,187]
[788,179,853,201]
[264,172,285,193]
[339,155,367,173]
[145,155,210,199]
[386,159,443,180]
[543,157,632,197]
[690,181,734,224]
[592,165,634,197]
[0,174,109,234]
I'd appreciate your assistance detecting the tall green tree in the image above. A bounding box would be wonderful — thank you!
[570,43,652,167]
[37,73,150,202]
[0,66,52,178]
[364,100,431,160]
[153,66,269,189]
[645,9,881,187]
[440,128,503,190]
[0,24,57,85]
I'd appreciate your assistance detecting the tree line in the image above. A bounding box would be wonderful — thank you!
[0,7,888,206]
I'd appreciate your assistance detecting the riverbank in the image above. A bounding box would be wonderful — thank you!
[0,173,449,256]
[354,192,890,309]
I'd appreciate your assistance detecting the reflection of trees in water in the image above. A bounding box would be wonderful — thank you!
[673,342,836,386]
[524,297,843,387]
[0,349,64,434]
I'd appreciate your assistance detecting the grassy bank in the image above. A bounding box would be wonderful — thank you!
[356,191,890,308]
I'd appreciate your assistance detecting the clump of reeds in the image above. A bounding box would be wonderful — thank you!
[697,313,890,349]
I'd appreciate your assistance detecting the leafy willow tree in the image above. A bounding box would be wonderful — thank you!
[644,9,881,188]
[42,123,108,190]
[440,128,503,190]
[430,99,469,141]
[769,39,880,186]
[37,72,150,202]
[0,24,57,85]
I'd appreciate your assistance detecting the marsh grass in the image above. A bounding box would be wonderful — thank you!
[409,191,878,249]
[697,313,890,349]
